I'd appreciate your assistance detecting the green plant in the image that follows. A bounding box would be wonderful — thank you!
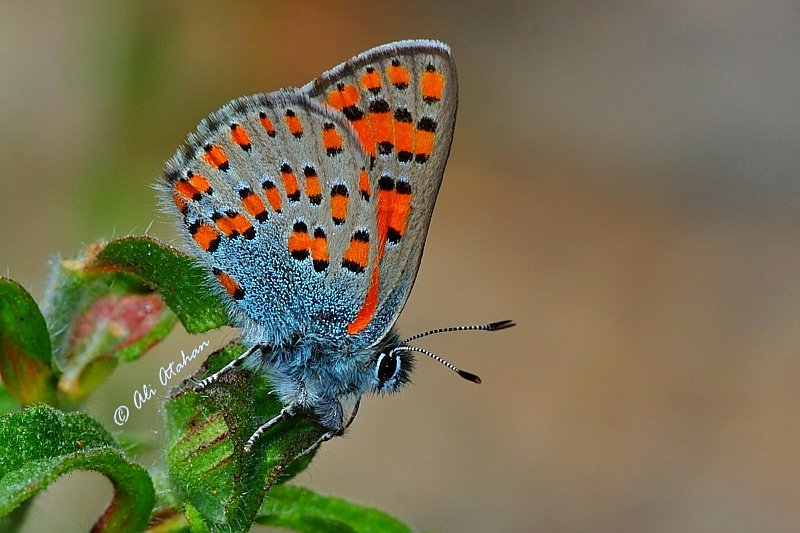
[0,237,411,532]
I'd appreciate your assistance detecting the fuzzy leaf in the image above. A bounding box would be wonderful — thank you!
[0,405,154,532]
[92,237,229,333]
[0,278,57,405]
[165,343,323,531]
[44,244,177,403]
[256,484,413,533]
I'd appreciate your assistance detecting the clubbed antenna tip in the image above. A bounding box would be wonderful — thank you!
[457,369,482,384]
[486,320,515,331]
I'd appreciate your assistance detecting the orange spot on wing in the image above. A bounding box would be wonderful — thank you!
[389,181,412,241]
[284,110,303,138]
[263,180,282,212]
[213,211,255,239]
[281,166,300,201]
[377,179,412,248]
[387,62,410,88]
[376,177,395,254]
[213,269,244,300]
[369,104,392,152]
[288,232,312,252]
[229,212,253,237]
[203,144,229,171]
[311,232,328,259]
[327,84,360,110]
[415,129,435,161]
[213,214,237,237]
[240,189,267,221]
[421,69,445,102]
[190,222,221,252]
[311,228,329,272]
[322,124,343,155]
[230,124,252,149]
[259,112,276,136]
[288,222,312,259]
[350,119,375,157]
[304,171,321,204]
[331,195,348,222]
[358,168,371,200]
[394,118,414,156]
[175,180,200,201]
[342,231,370,273]
[187,172,212,194]
[360,68,382,93]
[330,185,349,224]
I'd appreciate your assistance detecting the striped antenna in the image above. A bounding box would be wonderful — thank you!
[395,320,514,383]
[399,319,515,344]
[393,345,482,384]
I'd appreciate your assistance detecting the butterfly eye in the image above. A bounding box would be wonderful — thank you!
[376,352,399,389]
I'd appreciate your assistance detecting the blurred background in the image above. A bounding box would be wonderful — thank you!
[2,1,800,531]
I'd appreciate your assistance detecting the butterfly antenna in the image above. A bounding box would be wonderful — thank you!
[393,346,483,384]
[399,319,515,344]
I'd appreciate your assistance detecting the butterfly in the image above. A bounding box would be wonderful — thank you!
[157,40,514,452]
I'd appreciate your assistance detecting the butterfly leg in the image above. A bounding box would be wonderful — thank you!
[294,398,362,459]
[244,398,361,455]
[193,344,262,391]
[341,397,361,432]
[244,403,299,453]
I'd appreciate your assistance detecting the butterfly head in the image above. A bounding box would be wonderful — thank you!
[364,330,414,395]
[373,348,414,393]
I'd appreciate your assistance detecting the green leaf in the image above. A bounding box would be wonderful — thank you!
[43,242,178,403]
[0,383,20,416]
[184,503,211,533]
[255,485,413,533]
[165,343,324,531]
[0,404,155,532]
[93,237,229,333]
[144,507,190,533]
[146,471,191,533]
[0,278,57,405]
[0,499,31,533]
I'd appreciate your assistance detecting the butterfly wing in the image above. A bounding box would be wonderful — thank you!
[158,40,457,351]
[303,40,458,346]
[159,90,380,347]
